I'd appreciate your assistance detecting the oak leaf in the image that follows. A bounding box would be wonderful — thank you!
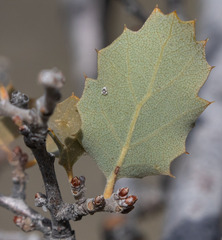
[77,8,212,198]
[48,94,84,181]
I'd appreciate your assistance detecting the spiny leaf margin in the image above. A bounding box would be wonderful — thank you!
[77,7,212,198]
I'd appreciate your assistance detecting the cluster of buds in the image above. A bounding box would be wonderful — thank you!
[70,176,86,203]
[13,215,35,232]
[115,187,138,213]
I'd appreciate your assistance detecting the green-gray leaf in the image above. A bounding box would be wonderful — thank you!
[77,8,212,198]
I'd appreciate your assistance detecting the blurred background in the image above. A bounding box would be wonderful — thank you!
[0,0,222,240]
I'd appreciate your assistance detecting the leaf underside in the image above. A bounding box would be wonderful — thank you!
[77,8,211,197]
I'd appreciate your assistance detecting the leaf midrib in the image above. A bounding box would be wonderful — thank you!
[114,17,174,172]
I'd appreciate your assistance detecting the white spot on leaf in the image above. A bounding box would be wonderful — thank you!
[101,87,108,96]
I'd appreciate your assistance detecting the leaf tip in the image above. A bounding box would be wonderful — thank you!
[95,48,100,54]
[83,73,88,80]
[169,172,175,178]
[203,38,209,47]
[171,11,196,28]
[198,38,209,48]
[171,10,177,16]
[208,100,215,106]
[153,5,161,13]
[71,92,80,101]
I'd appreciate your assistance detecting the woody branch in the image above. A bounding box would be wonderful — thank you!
[0,68,137,240]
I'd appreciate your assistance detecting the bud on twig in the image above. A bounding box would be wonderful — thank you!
[118,187,129,198]
[71,177,81,188]
[125,195,138,206]
[70,176,85,194]
[94,195,105,207]
[19,125,30,136]
[112,188,138,214]
[13,215,35,232]
[35,192,47,207]
[38,68,65,89]
[70,176,86,204]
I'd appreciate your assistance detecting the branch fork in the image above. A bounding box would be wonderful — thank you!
[55,177,137,222]
[0,68,138,240]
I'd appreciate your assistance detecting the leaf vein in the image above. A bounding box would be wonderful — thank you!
[126,30,138,103]
[153,54,196,94]
[98,99,123,145]
[130,105,204,148]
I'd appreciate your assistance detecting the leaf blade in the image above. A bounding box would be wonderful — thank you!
[78,8,211,198]
[48,94,84,180]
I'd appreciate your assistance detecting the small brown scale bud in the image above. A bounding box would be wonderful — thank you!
[118,187,129,198]
[35,193,39,199]
[71,177,81,188]
[87,201,94,211]
[13,215,35,232]
[70,176,86,199]
[70,176,85,190]
[94,195,105,207]
[13,216,22,225]
[125,195,138,206]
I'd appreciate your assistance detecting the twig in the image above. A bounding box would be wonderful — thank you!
[9,147,28,199]
[55,187,137,221]
[34,177,137,222]
[70,176,87,204]
[0,69,138,239]
[0,147,51,234]
[0,69,74,239]
[20,69,74,239]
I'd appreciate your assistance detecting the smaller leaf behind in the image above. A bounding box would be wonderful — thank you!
[48,94,84,181]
